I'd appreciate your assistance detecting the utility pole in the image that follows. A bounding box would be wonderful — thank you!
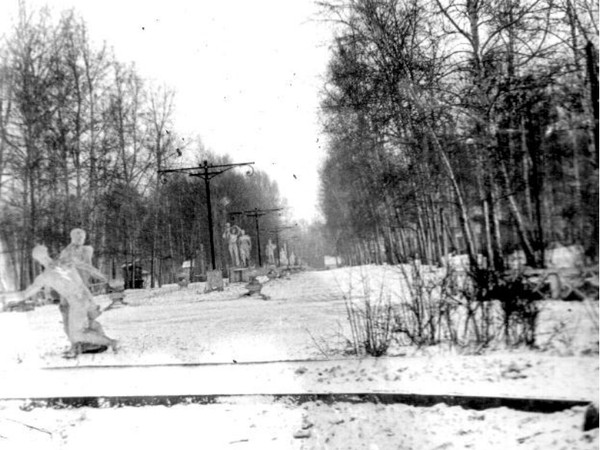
[158,160,254,270]
[229,207,283,266]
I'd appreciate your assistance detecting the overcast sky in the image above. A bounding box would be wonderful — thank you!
[1,0,333,221]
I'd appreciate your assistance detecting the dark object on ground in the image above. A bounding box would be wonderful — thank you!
[81,344,109,354]
[583,402,599,431]
[122,262,146,289]
[293,429,311,439]
[242,277,270,300]
[62,343,109,359]
[266,267,279,279]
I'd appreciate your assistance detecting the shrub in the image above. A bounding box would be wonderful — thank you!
[393,261,461,347]
[343,262,543,356]
[465,267,541,348]
[393,262,542,351]
[343,271,394,357]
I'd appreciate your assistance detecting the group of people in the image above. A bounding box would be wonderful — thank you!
[223,223,298,268]
[2,229,117,358]
[222,223,252,267]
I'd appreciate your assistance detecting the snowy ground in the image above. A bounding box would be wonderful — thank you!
[1,398,597,450]
[0,265,598,449]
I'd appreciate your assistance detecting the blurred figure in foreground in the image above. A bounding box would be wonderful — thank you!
[1,245,117,357]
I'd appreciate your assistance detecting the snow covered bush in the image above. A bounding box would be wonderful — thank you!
[393,262,462,347]
[343,270,395,357]
[393,263,541,351]
[341,263,543,355]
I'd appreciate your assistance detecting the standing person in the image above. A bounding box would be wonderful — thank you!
[222,222,241,266]
[265,239,276,265]
[238,229,252,267]
[1,245,117,357]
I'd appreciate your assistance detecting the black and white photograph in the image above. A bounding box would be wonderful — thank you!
[0,0,598,448]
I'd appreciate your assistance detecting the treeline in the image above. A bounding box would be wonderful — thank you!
[0,7,283,288]
[318,0,599,269]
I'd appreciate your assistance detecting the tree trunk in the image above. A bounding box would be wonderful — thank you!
[490,183,504,270]
[585,40,599,164]
[499,160,538,267]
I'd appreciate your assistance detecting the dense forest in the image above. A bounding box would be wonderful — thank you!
[318,0,599,269]
[0,7,288,289]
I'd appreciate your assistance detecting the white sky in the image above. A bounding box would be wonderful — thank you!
[1,0,332,221]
